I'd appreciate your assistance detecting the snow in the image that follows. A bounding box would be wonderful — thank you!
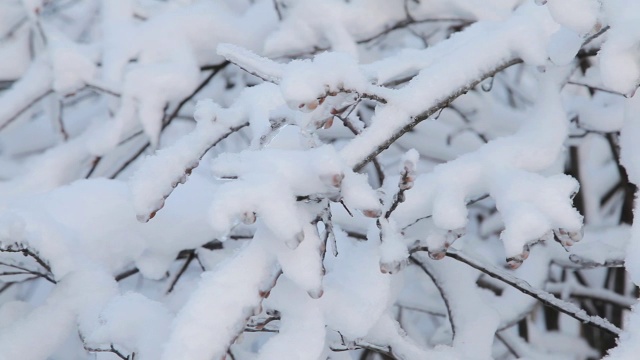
[545,0,600,34]
[599,0,640,94]
[130,99,223,222]
[393,72,583,260]
[218,43,284,83]
[161,226,278,360]
[378,219,409,274]
[619,94,640,283]
[85,293,173,360]
[339,171,382,212]
[569,91,625,133]
[2,0,640,359]
[606,303,640,360]
[0,269,118,360]
[553,225,630,267]
[0,22,31,80]
[319,234,392,339]
[548,26,584,66]
[207,144,379,243]
[427,255,501,359]
[48,31,97,95]
[258,278,325,360]
[340,3,559,169]
[263,0,405,58]
[0,56,52,131]
[279,51,375,110]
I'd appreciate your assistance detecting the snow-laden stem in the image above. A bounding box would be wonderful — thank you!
[352,59,521,171]
[545,282,635,309]
[442,248,622,335]
[349,19,611,171]
[130,121,249,222]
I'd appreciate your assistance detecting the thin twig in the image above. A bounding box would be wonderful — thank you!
[109,63,230,179]
[0,261,55,284]
[334,101,386,185]
[272,0,283,21]
[0,89,53,131]
[163,62,229,130]
[85,156,102,178]
[409,255,456,338]
[440,247,622,335]
[115,268,139,282]
[1,16,28,40]
[0,282,14,294]
[109,142,149,179]
[0,246,53,274]
[495,331,521,358]
[86,82,121,97]
[568,81,625,96]
[356,17,473,44]
[402,194,489,230]
[84,344,131,360]
[396,303,446,317]
[166,250,196,294]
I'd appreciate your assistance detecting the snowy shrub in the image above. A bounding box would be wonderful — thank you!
[1,0,640,359]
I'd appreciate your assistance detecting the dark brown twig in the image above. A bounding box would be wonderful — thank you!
[166,251,197,294]
[84,344,132,360]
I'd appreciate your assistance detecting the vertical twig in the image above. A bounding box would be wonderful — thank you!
[409,255,456,338]
[272,0,283,21]
[167,251,197,294]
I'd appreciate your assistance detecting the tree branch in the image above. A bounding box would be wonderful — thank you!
[409,255,456,338]
[353,58,522,171]
[440,247,622,336]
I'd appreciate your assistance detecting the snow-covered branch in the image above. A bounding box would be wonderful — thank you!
[2,0,640,359]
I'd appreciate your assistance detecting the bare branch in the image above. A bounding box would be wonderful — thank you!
[0,245,55,281]
[409,255,456,338]
[272,0,283,21]
[166,250,197,294]
[115,267,139,282]
[84,344,132,360]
